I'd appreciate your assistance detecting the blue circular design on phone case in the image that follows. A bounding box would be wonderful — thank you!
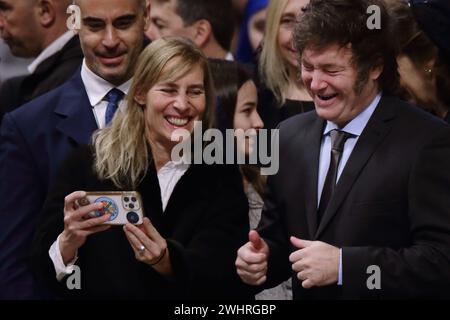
[93,197,119,221]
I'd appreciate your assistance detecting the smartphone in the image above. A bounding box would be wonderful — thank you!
[76,191,144,225]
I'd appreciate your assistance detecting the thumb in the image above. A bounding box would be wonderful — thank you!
[249,230,265,251]
[290,236,313,249]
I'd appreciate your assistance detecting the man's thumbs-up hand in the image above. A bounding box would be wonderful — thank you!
[235,230,269,285]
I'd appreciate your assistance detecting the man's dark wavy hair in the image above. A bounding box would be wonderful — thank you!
[293,0,400,95]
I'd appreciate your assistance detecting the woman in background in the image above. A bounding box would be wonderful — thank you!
[210,59,292,300]
[388,0,450,122]
[236,0,269,65]
[257,0,313,129]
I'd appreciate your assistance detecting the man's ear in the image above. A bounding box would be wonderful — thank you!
[370,60,384,81]
[36,0,56,28]
[191,19,212,48]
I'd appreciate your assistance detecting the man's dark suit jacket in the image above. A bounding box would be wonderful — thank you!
[31,146,252,299]
[0,35,83,124]
[258,95,450,299]
[0,72,97,299]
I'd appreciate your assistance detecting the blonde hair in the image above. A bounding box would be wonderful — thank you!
[259,0,291,105]
[93,37,215,189]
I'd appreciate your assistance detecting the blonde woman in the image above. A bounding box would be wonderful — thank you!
[258,0,313,129]
[32,38,251,299]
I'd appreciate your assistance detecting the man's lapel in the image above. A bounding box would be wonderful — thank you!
[315,96,397,239]
[54,72,98,145]
[303,115,325,239]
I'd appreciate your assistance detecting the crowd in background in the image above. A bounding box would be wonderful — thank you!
[0,0,449,300]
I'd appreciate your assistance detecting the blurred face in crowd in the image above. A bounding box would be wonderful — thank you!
[146,0,195,42]
[277,0,309,72]
[77,0,147,86]
[233,80,263,156]
[248,8,267,52]
[397,54,437,107]
[301,43,382,127]
[0,0,42,57]
[138,59,206,150]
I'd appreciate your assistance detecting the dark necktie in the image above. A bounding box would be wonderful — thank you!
[317,129,352,225]
[104,88,124,126]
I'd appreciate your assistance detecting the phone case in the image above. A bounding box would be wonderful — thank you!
[77,191,144,225]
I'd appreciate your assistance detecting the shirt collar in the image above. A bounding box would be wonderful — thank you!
[225,52,234,61]
[323,92,382,137]
[28,31,76,74]
[158,160,190,173]
[80,59,132,107]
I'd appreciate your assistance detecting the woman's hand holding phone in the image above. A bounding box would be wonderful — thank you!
[59,191,111,265]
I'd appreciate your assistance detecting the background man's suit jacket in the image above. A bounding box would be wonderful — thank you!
[0,71,97,299]
[0,36,83,124]
[258,95,450,299]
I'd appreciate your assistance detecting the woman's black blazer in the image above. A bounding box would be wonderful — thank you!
[32,146,252,299]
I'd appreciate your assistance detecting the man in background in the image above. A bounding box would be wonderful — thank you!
[147,0,234,60]
[0,0,148,299]
[0,39,31,85]
[0,0,83,122]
